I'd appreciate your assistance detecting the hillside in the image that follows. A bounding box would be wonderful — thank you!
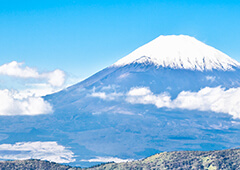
[88,148,240,170]
[0,159,81,170]
[1,148,240,170]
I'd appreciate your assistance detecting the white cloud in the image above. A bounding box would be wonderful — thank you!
[91,92,107,99]
[92,106,134,116]
[126,87,171,108]
[111,108,135,115]
[0,89,52,116]
[0,61,39,78]
[231,121,240,125]
[118,73,130,79]
[101,84,119,91]
[206,76,216,82]
[90,92,123,101]
[173,87,240,119]
[81,156,133,163]
[0,141,75,163]
[126,86,240,119]
[42,69,65,87]
[22,83,62,98]
[0,61,67,116]
[127,87,152,96]
[0,61,65,87]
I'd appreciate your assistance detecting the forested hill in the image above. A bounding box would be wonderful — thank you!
[1,148,240,170]
[88,148,240,170]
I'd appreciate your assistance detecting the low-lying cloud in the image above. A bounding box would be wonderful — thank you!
[0,61,67,116]
[126,86,240,119]
[91,92,123,101]
[0,61,65,87]
[90,85,240,119]
[0,89,52,116]
[81,156,133,163]
[0,141,75,163]
[127,87,171,108]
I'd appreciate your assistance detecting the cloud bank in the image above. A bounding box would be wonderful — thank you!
[0,89,52,116]
[0,61,68,115]
[91,92,123,100]
[127,87,171,108]
[126,87,240,119]
[90,86,240,119]
[0,61,65,87]
[0,141,75,163]
[81,156,133,163]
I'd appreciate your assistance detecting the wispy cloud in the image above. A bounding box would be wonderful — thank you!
[81,156,133,163]
[0,61,65,87]
[206,76,216,82]
[21,83,62,98]
[0,141,75,163]
[126,86,240,119]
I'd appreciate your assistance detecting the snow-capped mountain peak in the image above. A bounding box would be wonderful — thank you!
[113,35,240,71]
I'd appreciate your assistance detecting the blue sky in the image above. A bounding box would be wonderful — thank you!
[0,0,240,83]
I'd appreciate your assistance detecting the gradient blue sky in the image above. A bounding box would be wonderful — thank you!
[1,0,240,81]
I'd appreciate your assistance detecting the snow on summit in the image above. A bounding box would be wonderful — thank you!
[113,35,240,71]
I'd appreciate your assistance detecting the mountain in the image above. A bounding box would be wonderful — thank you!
[0,35,240,167]
[46,35,240,112]
[113,35,240,71]
[43,35,240,166]
[2,148,240,169]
